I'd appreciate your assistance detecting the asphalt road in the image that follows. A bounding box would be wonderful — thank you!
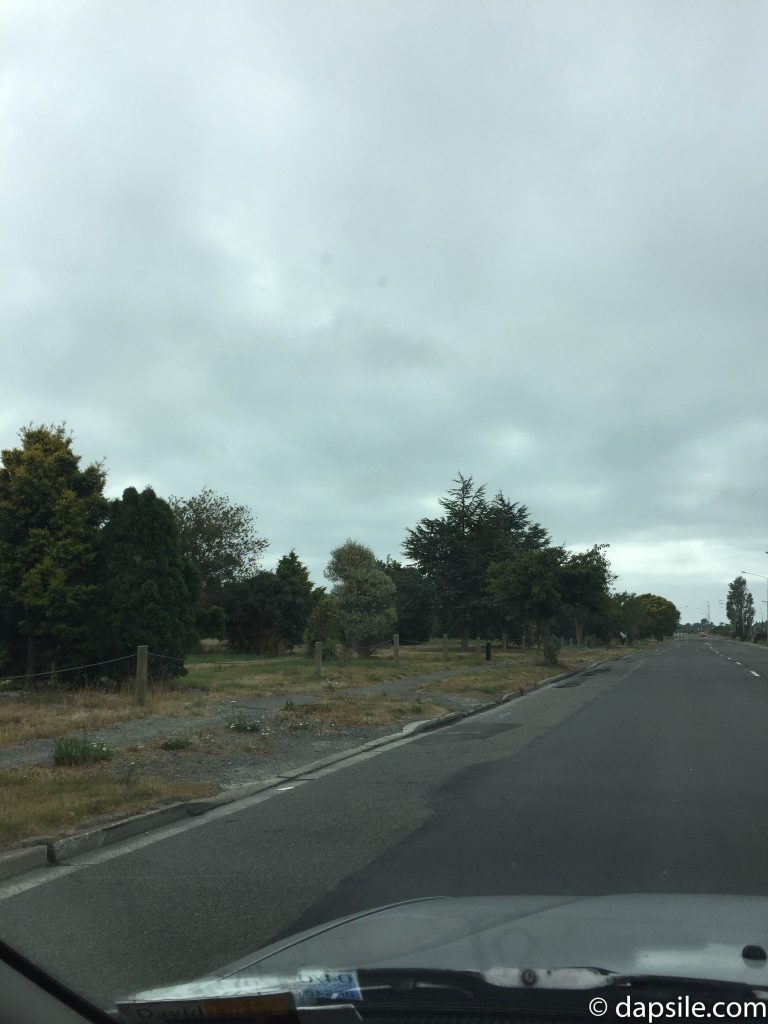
[2,637,768,1010]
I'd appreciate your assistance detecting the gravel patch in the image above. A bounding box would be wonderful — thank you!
[0,666,504,775]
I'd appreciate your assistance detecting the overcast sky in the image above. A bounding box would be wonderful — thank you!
[3,1,768,624]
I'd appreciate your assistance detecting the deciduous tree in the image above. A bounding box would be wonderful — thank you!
[487,547,566,661]
[325,540,396,657]
[168,487,268,593]
[303,590,344,658]
[560,544,616,644]
[726,576,752,640]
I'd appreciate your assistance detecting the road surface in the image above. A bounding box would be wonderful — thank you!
[1,637,767,1009]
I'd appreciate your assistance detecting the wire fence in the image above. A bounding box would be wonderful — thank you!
[0,633,543,688]
[0,649,188,688]
[0,654,136,687]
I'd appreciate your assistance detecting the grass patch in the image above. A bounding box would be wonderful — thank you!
[275,693,450,731]
[160,735,192,751]
[415,646,629,698]
[0,684,213,748]
[182,648,483,697]
[52,736,115,766]
[0,765,217,848]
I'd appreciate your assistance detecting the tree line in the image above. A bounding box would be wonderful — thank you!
[0,425,680,684]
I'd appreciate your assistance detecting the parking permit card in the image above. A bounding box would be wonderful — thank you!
[296,970,363,1002]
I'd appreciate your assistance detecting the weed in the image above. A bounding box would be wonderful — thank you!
[161,735,192,751]
[226,707,261,733]
[52,737,115,767]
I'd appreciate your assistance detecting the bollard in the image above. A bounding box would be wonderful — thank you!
[314,641,323,678]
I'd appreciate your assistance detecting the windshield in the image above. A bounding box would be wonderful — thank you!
[2,1,768,1019]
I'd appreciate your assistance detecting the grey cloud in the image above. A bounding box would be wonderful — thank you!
[3,0,768,617]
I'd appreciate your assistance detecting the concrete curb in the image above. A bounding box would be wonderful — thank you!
[49,802,195,863]
[0,844,48,881]
[4,657,607,880]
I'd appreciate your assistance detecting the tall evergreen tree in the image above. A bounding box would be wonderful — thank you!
[403,474,549,646]
[274,550,314,648]
[0,424,107,679]
[381,558,434,642]
[95,487,196,678]
[221,551,313,654]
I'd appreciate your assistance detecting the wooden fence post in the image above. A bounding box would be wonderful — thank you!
[136,645,148,705]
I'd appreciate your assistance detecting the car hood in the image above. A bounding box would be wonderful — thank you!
[119,894,768,1018]
[218,894,768,986]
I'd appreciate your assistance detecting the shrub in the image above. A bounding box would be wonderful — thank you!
[161,735,192,751]
[226,708,261,733]
[53,737,115,766]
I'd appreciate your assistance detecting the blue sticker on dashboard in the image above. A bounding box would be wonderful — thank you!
[296,970,363,1002]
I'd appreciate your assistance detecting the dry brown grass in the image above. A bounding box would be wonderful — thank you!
[415,646,629,698]
[0,645,634,749]
[0,764,217,847]
[183,651,478,697]
[275,693,451,731]
[0,687,215,747]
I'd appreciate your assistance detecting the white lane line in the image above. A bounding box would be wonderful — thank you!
[736,661,742,666]
[751,670,761,677]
